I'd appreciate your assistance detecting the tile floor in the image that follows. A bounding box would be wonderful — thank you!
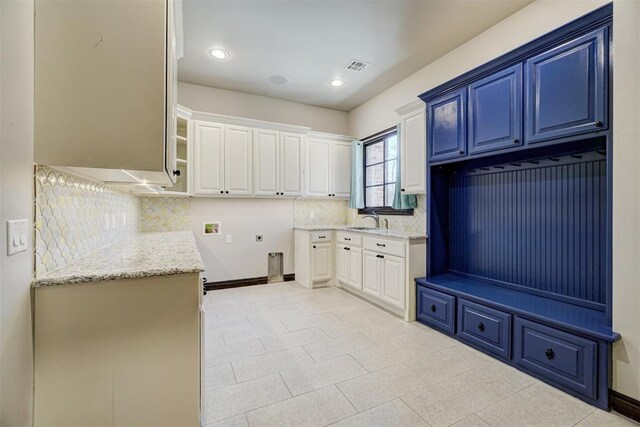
[203,282,638,427]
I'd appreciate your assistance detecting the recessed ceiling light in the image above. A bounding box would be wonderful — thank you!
[329,79,345,87]
[269,74,289,85]
[209,48,230,60]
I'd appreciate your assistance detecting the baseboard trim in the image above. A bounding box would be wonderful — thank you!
[205,274,295,291]
[610,390,640,422]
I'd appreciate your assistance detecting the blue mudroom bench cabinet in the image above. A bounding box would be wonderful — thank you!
[417,4,618,410]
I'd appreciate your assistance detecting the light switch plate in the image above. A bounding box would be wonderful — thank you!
[7,219,28,256]
[225,235,232,244]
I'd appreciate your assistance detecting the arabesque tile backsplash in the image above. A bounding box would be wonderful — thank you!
[141,197,191,232]
[34,166,140,276]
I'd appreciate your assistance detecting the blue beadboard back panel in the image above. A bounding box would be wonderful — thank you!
[448,152,606,308]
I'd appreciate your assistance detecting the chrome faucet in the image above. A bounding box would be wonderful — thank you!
[362,212,380,229]
[383,218,389,230]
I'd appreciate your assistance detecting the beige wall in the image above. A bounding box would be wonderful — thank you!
[612,0,640,402]
[347,0,610,139]
[0,0,35,425]
[178,81,350,135]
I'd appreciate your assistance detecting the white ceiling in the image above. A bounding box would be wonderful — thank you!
[179,0,534,112]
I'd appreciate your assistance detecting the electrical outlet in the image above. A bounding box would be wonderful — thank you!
[122,213,127,226]
[309,211,315,219]
[226,235,232,244]
[256,234,263,242]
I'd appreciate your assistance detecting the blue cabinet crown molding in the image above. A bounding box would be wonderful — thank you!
[418,3,612,104]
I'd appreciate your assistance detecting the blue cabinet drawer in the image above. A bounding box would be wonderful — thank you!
[515,318,597,399]
[417,286,455,334]
[458,299,512,360]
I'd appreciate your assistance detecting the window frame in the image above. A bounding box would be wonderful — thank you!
[358,128,413,216]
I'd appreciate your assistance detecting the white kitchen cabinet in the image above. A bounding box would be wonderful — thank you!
[381,254,406,310]
[35,0,180,186]
[279,132,304,196]
[311,243,332,282]
[331,142,352,198]
[336,245,350,285]
[397,101,427,194]
[192,122,253,196]
[294,229,334,289]
[363,250,382,298]
[305,133,353,199]
[225,125,253,195]
[305,139,331,197]
[253,130,303,197]
[336,245,362,291]
[193,121,225,195]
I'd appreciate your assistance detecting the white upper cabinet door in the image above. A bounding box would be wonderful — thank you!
[305,139,331,197]
[348,247,363,291]
[363,250,382,298]
[336,246,349,285]
[311,242,332,282]
[331,142,352,198]
[400,106,426,194]
[193,121,225,195]
[381,254,406,310]
[280,132,303,197]
[253,129,279,196]
[225,125,253,195]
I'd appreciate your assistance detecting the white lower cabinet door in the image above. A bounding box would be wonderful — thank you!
[336,246,349,285]
[381,254,405,310]
[348,247,363,291]
[363,250,381,298]
[311,243,332,282]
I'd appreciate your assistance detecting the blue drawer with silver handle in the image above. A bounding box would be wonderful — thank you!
[515,317,597,399]
[458,299,512,360]
[417,285,455,334]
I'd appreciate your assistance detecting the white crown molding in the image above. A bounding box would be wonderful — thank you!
[394,99,425,116]
[306,130,356,143]
[176,104,193,118]
[189,110,311,134]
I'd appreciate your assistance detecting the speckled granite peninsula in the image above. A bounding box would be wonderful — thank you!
[32,231,205,287]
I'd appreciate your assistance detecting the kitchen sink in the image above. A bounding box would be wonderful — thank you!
[345,226,376,230]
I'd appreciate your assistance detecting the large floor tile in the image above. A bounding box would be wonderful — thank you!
[455,360,536,399]
[202,374,291,424]
[403,345,489,385]
[451,414,490,427]
[203,414,249,427]
[576,409,639,426]
[205,363,237,391]
[222,321,289,344]
[320,318,380,339]
[304,332,377,362]
[401,373,505,427]
[280,355,368,396]
[206,339,266,367]
[337,363,427,411]
[331,399,429,427]
[260,327,329,353]
[476,382,594,426]
[281,312,342,331]
[232,347,315,383]
[350,341,421,372]
[247,309,306,326]
[246,385,357,427]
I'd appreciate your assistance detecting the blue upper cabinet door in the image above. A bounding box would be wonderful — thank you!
[525,27,607,144]
[427,88,467,162]
[469,64,522,154]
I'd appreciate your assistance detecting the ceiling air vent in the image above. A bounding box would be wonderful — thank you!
[345,59,369,72]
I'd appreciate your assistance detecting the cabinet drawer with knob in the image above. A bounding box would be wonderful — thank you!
[311,232,332,243]
[416,285,455,334]
[514,317,597,399]
[458,299,512,360]
[363,236,405,257]
[336,232,362,247]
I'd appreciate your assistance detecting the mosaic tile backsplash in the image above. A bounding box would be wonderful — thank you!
[141,197,191,232]
[293,199,348,226]
[35,166,140,276]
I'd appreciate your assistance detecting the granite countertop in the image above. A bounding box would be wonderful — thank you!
[294,225,427,240]
[32,231,205,287]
